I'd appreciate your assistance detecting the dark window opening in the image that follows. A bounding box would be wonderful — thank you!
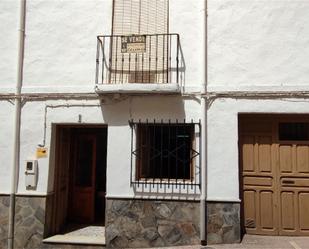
[279,122,309,141]
[137,124,193,180]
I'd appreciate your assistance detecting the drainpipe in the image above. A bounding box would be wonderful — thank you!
[8,1,26,248]
[200,0,207,246]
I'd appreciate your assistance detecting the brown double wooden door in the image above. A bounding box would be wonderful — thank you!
[240,115,309,236]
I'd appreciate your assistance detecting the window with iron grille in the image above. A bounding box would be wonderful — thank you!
[130,121,200,187]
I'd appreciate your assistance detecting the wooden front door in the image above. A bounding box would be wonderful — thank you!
[240,115,309,236]
[70,134,96,223]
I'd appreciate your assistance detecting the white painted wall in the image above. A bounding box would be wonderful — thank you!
[18,100,105,194]
[0,0,205,198]
[15,96,200,199]
[0,102,15,193]
[208,0,309,91]
[23,0,112,91]
[207,98,309,201]
[206,0,309,201]
[169,0,205,92]
[20,0,204,92]
[0,0,19,91]
[0,0,19,193]
[3,0,309,201]
[106,96,201,199]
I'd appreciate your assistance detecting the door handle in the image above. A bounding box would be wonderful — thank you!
[282,180,295,184]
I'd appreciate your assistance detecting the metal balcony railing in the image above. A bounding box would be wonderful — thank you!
[95,34,180,85]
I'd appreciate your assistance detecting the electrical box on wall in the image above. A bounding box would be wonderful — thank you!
[25,160,38,189]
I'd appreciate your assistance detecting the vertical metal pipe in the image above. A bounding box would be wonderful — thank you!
[155,35,158,83]
[135,53,138,82]
[176,34,179,85]
[8,1,26,249]
[130,121,133,186]
[121,53,124,83]
[175,121,178,187]
[168,119,171,187]
[101,38,105,84]
[200,0,208,246]
[160,121,163,186]
[114,36,118,83]
[162,34,165,83]
[152,121,156,187]
[95,37,100,84]
[141,53,144,83]
[148,36,151,82]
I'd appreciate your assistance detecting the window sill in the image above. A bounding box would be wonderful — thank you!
[132,180,199,186]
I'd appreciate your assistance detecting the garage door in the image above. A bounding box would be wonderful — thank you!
[240,115,309,236]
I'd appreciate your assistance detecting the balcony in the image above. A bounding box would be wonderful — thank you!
[95,34,181,94]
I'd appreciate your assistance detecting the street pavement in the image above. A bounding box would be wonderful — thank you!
[144,235,309,249]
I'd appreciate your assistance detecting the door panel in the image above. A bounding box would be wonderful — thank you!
[299,193,309,231]
[281,191,296,232]
[243,190,256,229]
[70,134,96,223]
[241,133,278,235]
[279,143,309,235]
[279,145,293,173]
[242,136,255,172]
[260,191,275,229]
[52,127,70,234]
[258,136,272,173]
[296,146,309,173]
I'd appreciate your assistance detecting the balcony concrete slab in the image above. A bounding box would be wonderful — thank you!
[95,83,180,95]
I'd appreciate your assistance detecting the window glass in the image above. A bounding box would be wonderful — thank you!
[279,122,309,141]
[137,124,193,180]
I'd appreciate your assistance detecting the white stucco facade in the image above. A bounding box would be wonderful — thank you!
[208,0,309,91]
[0,0,204,201]
[1,0,309,207]
[206,0,309,202]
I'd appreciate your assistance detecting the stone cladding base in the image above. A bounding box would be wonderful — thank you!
[1,195,241,248]
[207,202,241,244]
[0,195,47,249]
[105,199,200,248]
[0,195,9,249]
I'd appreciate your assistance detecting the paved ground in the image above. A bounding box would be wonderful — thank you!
[145,235,309,249]
[210,235,309,249]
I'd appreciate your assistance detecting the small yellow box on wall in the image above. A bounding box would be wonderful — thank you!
[36,147,48,158]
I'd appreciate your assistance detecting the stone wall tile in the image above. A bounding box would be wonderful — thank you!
[0,196,9,249]
[106,199,200,248]
[207,202,240,245]
[14,196,46,249]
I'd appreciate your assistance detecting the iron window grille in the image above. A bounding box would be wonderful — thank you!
[129,120,200,188]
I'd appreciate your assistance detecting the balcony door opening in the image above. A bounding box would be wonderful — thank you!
[109,0,170,84]
[48,125,107,243]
